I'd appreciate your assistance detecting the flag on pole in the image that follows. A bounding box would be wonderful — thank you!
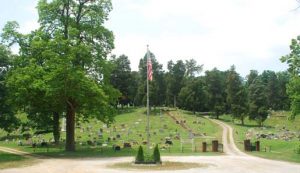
[147,57,153,81]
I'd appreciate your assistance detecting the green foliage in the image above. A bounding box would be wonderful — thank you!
[1,0,119,151]
[184,59,203,77]
[0,44,19,132]
[281,36,300,119]
[110,55,136,106]
[135,53,166,106]
[248,77,268,126]
[226,66,248,124]
[261,70,280,110]
[286,76,300,119]
[165,60,186,107]
[246,70,258,87]
[178,77,208,113]
[281,37,300,76]
[135,146,144,163]
[205,68,227,118]
[153,144,161,163]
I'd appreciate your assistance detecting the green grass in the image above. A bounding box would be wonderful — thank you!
[0,151,37,169]
[220,111,300,163]
[0,108,222,158]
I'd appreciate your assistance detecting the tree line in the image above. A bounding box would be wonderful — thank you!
[110,54,291,127]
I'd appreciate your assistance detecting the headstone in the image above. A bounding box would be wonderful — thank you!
[244,139,251,151]
[114,145,121,151]
[87,140,93,146]
[212,140,218,152]
[165,140,173,145]
[202,142,207,152]
[255,141,260,151]
[123,142,131,148]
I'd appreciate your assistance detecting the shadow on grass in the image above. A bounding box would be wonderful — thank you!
[27,146,137,159]
[218,117,274,129]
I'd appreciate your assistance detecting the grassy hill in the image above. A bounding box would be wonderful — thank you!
[220,111,300,163]
[0,108,222,158]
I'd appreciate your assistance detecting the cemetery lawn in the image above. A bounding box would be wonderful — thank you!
[220,111,300,163]
[0,108,222,159]
[0,151,37,169]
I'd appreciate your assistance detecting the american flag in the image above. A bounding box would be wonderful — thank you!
[147,58,153,81]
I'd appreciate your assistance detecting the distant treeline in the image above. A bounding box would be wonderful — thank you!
[110,54,290,126]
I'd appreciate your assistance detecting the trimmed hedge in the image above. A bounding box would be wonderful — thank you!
[153,144,161,163]
[135,146,144,163]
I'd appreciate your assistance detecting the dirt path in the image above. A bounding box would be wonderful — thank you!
[1,119,300,173]
[209,119,246,156]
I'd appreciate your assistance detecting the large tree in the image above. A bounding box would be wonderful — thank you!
[3,0,118,151]
[185,59,203,77]
[276,71,290,110]
[261,70,280,110]
[205,68,227,119]
[135,52,165,107]
[226,66,248,125]
[110,55,133,106]
[0,44,19,132]
[178,77,208,114]
[165,60,186,107]
[248,77,268,126]
[281,36,300,119]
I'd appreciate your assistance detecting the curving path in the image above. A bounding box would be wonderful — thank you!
[0,119,300,173]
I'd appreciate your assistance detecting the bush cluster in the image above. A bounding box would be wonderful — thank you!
[135,144,161,164]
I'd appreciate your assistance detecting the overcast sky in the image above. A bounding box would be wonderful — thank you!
[1,0,300,76]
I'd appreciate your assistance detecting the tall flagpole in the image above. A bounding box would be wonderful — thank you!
[146,45,150,150]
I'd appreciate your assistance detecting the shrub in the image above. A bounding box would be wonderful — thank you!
[153,144,161,163]
[135,146,144,163]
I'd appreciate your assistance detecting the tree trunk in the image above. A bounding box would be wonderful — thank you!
[53,112,60,145]
[241,117,244,125]
[66,101,75,151]
[173,96,176,108]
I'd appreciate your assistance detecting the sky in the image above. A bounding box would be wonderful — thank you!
[1,0,300,76]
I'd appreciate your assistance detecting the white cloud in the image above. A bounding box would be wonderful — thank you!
[108,0,300,76]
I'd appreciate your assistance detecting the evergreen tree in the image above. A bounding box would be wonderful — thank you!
[226,66,248,125]
[135,146,144,163]
[248,77,268,126]
[110,55,134,106]
[152,144,161,163]
[205,68,227,119]
[178,77,208,113]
